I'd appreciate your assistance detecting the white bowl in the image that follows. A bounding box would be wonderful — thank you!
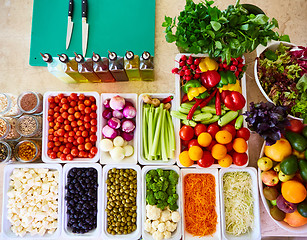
[141,166,182,240]
[253,41,302,121]
[219,167,261,240]
[258,142,307,233]
[62,163,102,239]
[100,93,138,165]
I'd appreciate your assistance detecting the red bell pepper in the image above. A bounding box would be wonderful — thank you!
[215,90,221,116]
[222,91,246,111]
[200,70,221,89]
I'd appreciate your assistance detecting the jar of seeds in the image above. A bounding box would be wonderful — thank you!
[17,91,43,115]
[0,117,20,141]
[0,141,12,163]
[15,140,41,162]
[0,93,21,117]
[16,115,42,138]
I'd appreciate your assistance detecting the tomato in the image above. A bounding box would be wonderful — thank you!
[48,97,54,103]
[47,142,54,149]
[77,137,84,144]
[207,123,220,139]
[194,124,207,137]
[207,140,217,151]
[90,119,97,126]
[66,154,73,161]
[85,107,92,114]
[84,100,91,106]
[60,154,67,161]
[197,151,215,168]
[85,142,92,151]
[74,112,81,119]
[90,135,97,142]
[188,139,199,149]
[70,93,78,100]
[226,142,233,152]
[91,104,97,111]
[90,112,97,119]
[232,152,248,166]
[236,127,250,141]
[91,126,97,132]
[90,147,98,155]
[84,115,91,123]
[179,125,194,141]
[221,124,236,139]
[286,119,304,133]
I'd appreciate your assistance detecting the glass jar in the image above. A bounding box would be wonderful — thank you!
[17,91,43,115]
[16,115,42,138]
[0,141,12,163]
[0,93,22,117]
[15,140,41,163]
[0,117,21,141]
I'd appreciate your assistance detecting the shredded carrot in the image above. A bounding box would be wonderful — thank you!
[184,173,217,236]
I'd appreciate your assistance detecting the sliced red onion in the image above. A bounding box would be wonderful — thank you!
[121,119,135,133]
[110,95,125,110]
[108,117,121,129]
[102,109,112,120]
[113,110,124,119]
[121,131,134,141]
[102,125,118,139]
[123,106,136,119]
[103,99,110,108]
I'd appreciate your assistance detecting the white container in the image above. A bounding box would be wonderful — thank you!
[42,91,101,163]
[138,93,179,165]
[2,163,63,239]
[62,163,102,239]
[101,164,142,240]
[181,168,221,240]
[141,166,182,240]
[258,142,307,233]
[253,41,302,121]
[175,54,248,168]
[219,167,261,240]
[100,93,138,164]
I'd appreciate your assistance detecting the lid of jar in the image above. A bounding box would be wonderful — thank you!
[74,52,85,63]
[108,51,117,61]
[40,53,53,63]
[142,51,151,60]
[125,51,134,60]
[92,52,101,62]
[58,53,69,63]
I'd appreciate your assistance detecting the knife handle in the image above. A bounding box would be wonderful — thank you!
[68,0,73,17]
[82,0,87,18]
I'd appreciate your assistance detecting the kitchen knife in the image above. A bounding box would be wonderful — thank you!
[66,0,74,49]
[82,0,89,57]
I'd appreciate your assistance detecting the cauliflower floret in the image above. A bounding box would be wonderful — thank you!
[171,211,181,223]
[152,220,160,230]
[152,230,164,240]
[146,205,162,220]
[144,219,152,232]
[160,209,171,222]
[164,230,172,239]
[157,222,166,233]
[165,221,177,232]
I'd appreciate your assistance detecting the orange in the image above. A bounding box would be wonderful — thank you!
[179,151,194,167]
[197,132,212,147]
[215,130,233,144]
[188,146,203,161]
[264,138,292,162]
[211,144,227,160]
[218,154,232,168]
[281,180,307,204]
[284,210,307,227]
[233,138,248,153]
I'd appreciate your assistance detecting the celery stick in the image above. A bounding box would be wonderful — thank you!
[166,110,176,159]
[163,110,170,161]
[143,105,149,160]
[147,105,154,160]
[150,103,164,157]
[153,106,161,158]
[161,109,168,161]
[153,107,160,130]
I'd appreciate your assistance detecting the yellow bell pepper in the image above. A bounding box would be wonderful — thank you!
[199,57,219,72]
[219,79,242,93]
[187,86,207,101]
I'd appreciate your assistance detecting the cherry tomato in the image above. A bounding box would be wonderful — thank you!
[85,142,92,151]
[226,142,233,152]
[85,123,91,129]
[194,124,207,137]
[197,151,215,168]
[47,116,53,122]
[82,131,88,138]
[286,119,304,133]
[78,144,85,151]
[88,153,94,158]
[48,109,54,115]
[70,101,77,107]
[91,126,97,132]
[91,104,97,111]
[54,96,60,103]
[48,97,54,103]
[90,112,97,119]
[54,112,60,118]
[84,100,91,106]
[207,123,220,138]
[58,137,64,142]
[60,154,67,161]
[236,127,250,141]
[57,116,64,123]
[71,121,77,128]
[179,125,194,141]
[221,124,236,139]
[77,120,83,126]
[63,147,70,155]
[57,93,64,100]
[76,131,82,137]
[90,147,98,155]
[207,139,217,151]
[68,108,75,114]
[232,152,248,166]
[84,107,91,114]
[84,115,91,123]
[90,135,97,142]
[49,152,57,159]
[79,94,85,101]
[57,129,65,137]
[47,142,54,149]
[77,137,84,144]
[89,96,95,102]
[90,119,97,126]
[74,112,81,119]
[61,112,68,119]
[70,93,78,100]
[62,104,69,110]
[61,98,68,104]
[66,154,73,161]
[59,145,65,152]
[71,149,79,157]
[188,139,200,149]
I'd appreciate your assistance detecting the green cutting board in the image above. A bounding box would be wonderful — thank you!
[30,0,156,66]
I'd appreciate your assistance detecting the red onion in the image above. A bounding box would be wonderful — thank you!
[121,131,134,141]
[112,110,124,119]
[123,106,136,119]
[103,99,110,108]
[102,109,112,120]
[108,117,121,129]
[110,95,125,110]
[102,125,118,139]
[121,119,135,133]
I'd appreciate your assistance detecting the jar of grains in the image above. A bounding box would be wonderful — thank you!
[0,141,12,163]
[16,115,42,138]
[0,117,21,140]
[15,140,41,162]
[0,93,22,117]
[17,91,43,115]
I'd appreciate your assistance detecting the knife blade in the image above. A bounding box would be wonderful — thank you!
[66,0,74,49]
[82,0,89,57]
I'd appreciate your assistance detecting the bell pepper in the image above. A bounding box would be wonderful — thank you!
[199,57,219,72]
[183,79,202,93]
[219,79,242,93]
[201,70,221,89]
[187,86,207,101]
[222,90,246,111]
[217,71,237,88]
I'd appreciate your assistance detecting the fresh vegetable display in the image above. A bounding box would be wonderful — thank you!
[141,95,176,161]
[258,122,307,227]
[163,0,289,63]
[257,43,307,122]
[46,93,98,160]
[100,95,136,161]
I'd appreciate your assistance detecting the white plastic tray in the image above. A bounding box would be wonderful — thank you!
[258,142,307,233]
[100,93,138,165]
[141,166,182,240]
[219,167,261,240]
[138,93,179,165]
[2,163,63,239]
[42,91,101,163]
[181,168,221,240]
[174,54,249,168]
[62,163,102,239]
[101,164,142,240]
